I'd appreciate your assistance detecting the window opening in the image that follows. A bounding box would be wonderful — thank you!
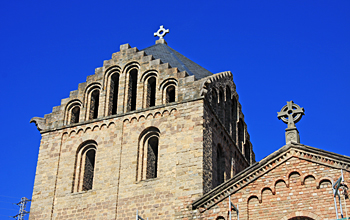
[238,120,244,152]
[89,90,100,119]
[128,69,138,111]
[146,77,156,107]
[73,141,97,193]
[166,85,175,103]
[82,149,95,191]
[244,143,250,162]
[212,90,218,113]
[219,90,224,123]
[110,73,119,115]
[225,87,231,133]
[70,106,80,124]
[137,127,160,181]
[146,136,158,179]
[217,144,225,186]
[232,96,238,141]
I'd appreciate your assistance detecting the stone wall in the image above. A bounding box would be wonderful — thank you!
[29,42,254,220]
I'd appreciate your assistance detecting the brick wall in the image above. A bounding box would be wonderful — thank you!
[194,152,350,220]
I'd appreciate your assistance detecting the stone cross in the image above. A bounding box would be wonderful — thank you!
[277,101,305,144]
[277,101,304,128]
[154,25,169,40]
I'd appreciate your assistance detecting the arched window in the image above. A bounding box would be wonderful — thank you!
[212,89,218,113]
[216,144,225,186]
[231,96,237,142]
[89,89,100,120]
[244,142,250,163]
[219,89,224,123]
[65,100,82,125]
[166,85,176,103]
[159,78,177,104]
[127,69,138,111]
[289,217,314,220]
[83,149,95,191]
[225,86,231,133]
[137,127,160,181]
[73,141,97,192]
[109,73,120,115]
[71,106,80,124]
[146,136,158,178]
[238,120,244,152]
[104,66,121,116]
[146,77,156,107]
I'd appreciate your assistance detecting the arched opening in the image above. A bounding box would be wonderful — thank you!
[219,90,224,123]
[231,96,237,141]
[70,106,80,124]
[89,90,100,120]
[73,141,97,193]
[146,77,156,107]
[225,86,231,133]
[166,85,176,103]
[109,73,119,115]
[137,127,161,181]
[289,217,314,220]
[146,136,158,179]
[216,144,225,186]
[238,120,244,152]
[244,142,250,162]
[128,69,138,111]
[83,149,96,191]
[212,90,218,113]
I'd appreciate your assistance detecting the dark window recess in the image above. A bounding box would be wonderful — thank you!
[146,137,158,179]
[212,90,218,113]
[225,87,231,133]
[82,149,95,191]
[238,120,244,152]
[128,69,138,111]
[146,77,156,107]
[219,90,224,123]
[244,143,250,162]
[71,106,80,124]
[166,86,175,103]
[109,73,119,115]
[89,90,100,120]
[217,145,225,186]
[232,96,238,142]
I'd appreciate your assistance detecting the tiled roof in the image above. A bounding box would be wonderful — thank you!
[142,43,213,80]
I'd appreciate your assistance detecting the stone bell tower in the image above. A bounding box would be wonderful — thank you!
[29,26,255,219]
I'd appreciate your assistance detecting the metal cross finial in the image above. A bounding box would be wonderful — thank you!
[154,25,169,40]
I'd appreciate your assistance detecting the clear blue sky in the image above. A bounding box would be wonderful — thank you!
[1,1,349,218]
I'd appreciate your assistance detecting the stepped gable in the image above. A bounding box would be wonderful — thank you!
[142,43,213,80]
[31,42,222,133]
[192,143,350,210]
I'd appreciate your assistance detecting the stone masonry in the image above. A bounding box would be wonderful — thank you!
[29,40,254,219]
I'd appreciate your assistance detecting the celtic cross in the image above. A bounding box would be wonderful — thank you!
[277,101,305,144]
[277,101,304,128]
[154,25,169,40]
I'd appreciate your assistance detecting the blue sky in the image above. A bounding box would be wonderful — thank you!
[0,1,349,218]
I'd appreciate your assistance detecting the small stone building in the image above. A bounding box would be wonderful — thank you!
[29,34,349,220]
